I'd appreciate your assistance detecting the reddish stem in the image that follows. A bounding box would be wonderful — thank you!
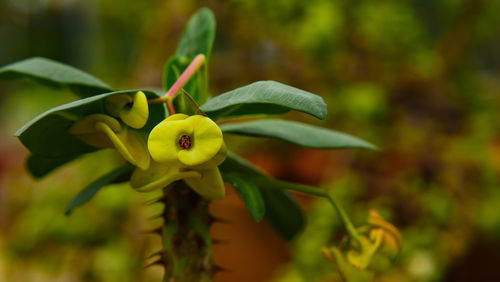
[148,54,206,112]
[167,100,176,115]
[166,54,205,98]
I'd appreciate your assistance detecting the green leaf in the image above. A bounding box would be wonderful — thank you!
[65,164,134,215]
[163,8,215,107]
[219,152,265,178]
[0,57,112,97]
[222,173,265,221]
[16,90,166,176]
[175,7,216,60]
[220,152,305,240]
[221,119,377,150]
[200,81,327,120]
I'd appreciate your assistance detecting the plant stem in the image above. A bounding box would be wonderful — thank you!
[167,100,176,115]
[148,54,206,116]
[149,54,206,106]
[159,181,215,282]
[166,54,205,99]
[272,180,361,243]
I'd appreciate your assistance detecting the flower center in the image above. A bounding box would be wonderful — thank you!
[178,135,192,149]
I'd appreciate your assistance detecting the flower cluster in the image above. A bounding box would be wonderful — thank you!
[69,91,226,199]
[69,91,151,170]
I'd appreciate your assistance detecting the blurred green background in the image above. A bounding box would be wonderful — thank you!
[1,0,500,281]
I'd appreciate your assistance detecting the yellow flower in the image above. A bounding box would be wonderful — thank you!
[131,114,227,199]
[148,114,225,168]
[105,91,149,129]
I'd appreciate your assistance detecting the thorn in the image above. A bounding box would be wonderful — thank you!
[143,197,163,206]
[149,213,164,220]
[209,215,231,224]
[213,264,230,273]
[144,257,165,269]
[212,238,230,245]
[146,250,163,259]
[141,227,162,236]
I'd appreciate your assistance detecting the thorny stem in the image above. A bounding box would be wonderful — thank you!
[155,182,215,282]
[272,180,361,244]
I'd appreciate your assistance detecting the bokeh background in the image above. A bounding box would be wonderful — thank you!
[1,0,500,281]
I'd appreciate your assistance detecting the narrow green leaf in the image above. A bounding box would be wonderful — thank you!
[220,152,305,240]
[200,81,327,120]
[65,165,134,215]
[222,173,265,221]
[221,119,377,150]
[16,90,166,176]
[0,57,112,97]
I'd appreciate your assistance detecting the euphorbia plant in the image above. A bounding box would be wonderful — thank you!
[0,8,401,282]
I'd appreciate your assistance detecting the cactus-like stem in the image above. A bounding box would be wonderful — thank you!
[158,181,215,282]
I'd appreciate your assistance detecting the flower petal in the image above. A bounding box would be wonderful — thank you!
[104,94,131,117]
[95,122,150,169]
[177,115,223,166]
[148,118,193,163]
[69,114,121,148]
[184,167,225,199]
[165,113,189,121]
[105,91,149,129]
[125,129,151,169]
[191,142,227,169]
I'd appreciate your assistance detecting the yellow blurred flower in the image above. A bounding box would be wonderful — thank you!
[324,210,402,280]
